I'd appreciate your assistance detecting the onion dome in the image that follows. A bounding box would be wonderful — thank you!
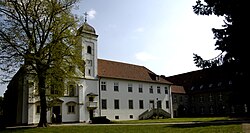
[78,22,96,34]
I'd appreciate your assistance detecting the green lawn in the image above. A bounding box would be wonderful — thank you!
[1,124,243,133]
[0,117,245,133]
[112,117,235,124]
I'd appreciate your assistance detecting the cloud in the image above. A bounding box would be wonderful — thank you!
[134,27,145,32]
[135,52,156,62]
[87,9,96,19]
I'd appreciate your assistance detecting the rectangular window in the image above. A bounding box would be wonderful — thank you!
[165,87,168,94]
[200,96,204,102]
[101,81,106,91]
[180,96,183,102]
[68,85,75,96]
[209,94,213,102]
[129,100,133,109]
[101,99,107,109]
[173,96,177,103]
[114,82,119,92]
[166,101,169,109]
[114,99,119,109]
[157,86,161,94]
[129,115,133,119]
[128,84,133,92]
[36,105,40,114]
[219,93,223,101]
[51,85,58,95]
[68,105,75,113]
[138,84,143,93]
[149,86,153,93]
[115,116,119,119]
[139,100,144,109]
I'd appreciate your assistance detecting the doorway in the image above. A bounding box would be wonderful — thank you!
[89,110,94,120]
[52,106,61,123]
[149,100,155,109]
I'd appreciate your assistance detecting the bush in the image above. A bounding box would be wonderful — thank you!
[0,115,5,129]
[91,116,110,124]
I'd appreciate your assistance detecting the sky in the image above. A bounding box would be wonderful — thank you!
[0,0,224,96]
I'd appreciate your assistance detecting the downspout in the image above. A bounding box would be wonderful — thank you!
[169,85,173,118]
[98,77,101,116]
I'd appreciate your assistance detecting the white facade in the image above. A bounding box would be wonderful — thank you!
[99,78,171,120]
[9,21,172,125]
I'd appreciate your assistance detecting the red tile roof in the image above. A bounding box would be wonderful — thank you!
[98,59,172,84]
[171,85,186,94]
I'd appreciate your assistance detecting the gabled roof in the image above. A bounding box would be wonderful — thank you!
[171,85,186,94]
[98,59,172,84]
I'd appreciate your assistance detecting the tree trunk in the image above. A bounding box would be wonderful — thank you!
[37,74,48,127]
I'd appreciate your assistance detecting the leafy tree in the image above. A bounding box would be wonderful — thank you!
[193,0,246,68]
[0,0,84,127]
[193,1,249,103]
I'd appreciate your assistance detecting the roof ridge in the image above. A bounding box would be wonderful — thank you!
[98,58,145,68]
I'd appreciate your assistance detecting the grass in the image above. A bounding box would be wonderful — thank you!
[111,117,235,124]
[1,124,243,133]
[0,117,245,133]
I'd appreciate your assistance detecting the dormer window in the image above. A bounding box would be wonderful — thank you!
[87,46,92,54]
[209,84,213,88]
[200,85,203,89]
[190,86,194,90]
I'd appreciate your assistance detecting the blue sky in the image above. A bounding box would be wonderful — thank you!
[74,0,224,75]
[0,0,224,96]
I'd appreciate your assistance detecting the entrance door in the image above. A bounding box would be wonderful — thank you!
[157,100,162,109]
[149,100,154,109]
[89,110,94,120]
[52,106,61,123]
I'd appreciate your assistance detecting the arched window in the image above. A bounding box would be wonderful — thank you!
[87,46,92,54]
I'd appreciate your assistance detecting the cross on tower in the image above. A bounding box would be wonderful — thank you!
[84,12,88,22]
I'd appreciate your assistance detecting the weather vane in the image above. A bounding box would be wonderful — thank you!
[84,12,88,22]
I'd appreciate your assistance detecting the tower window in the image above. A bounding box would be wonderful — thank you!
[87,46,92,54]
[88,69,91,76]
[68,85,75,96]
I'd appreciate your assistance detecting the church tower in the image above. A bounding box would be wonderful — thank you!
[78,15,98,79]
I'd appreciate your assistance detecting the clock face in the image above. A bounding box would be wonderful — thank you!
[86,60,92,66]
